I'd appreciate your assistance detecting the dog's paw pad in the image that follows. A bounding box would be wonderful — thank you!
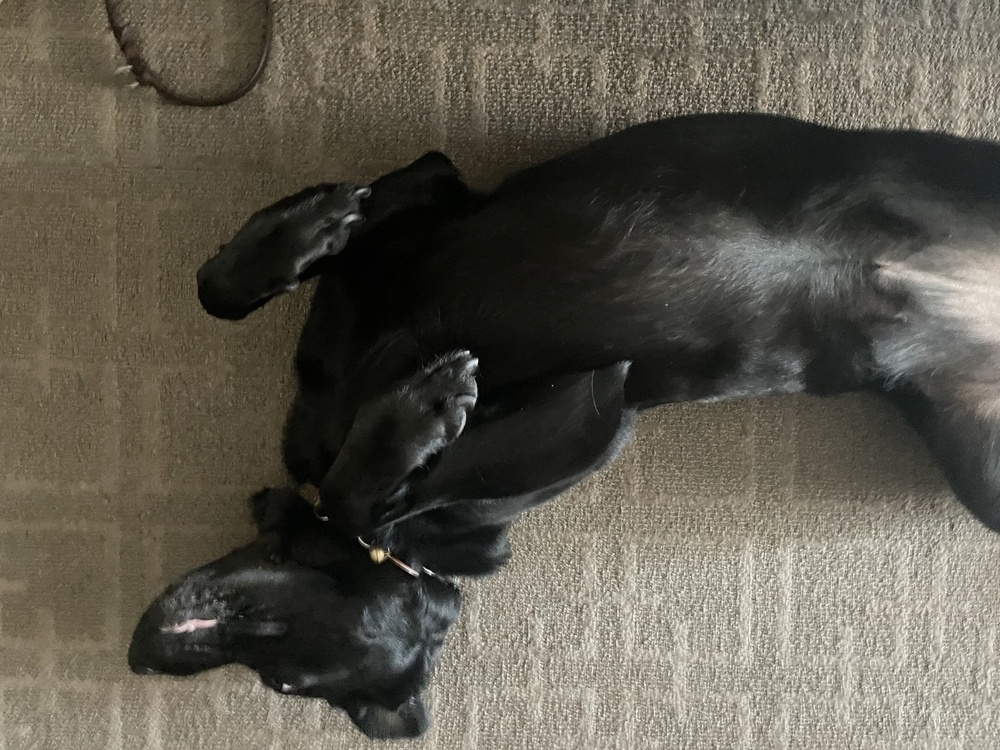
[409,351,479,439]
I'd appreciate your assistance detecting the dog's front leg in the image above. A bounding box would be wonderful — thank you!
[283,327,434,492]
[195,151,476,322]
[315,350,480,533]
[317,361,634,537]
[197,183,369,321]
[408,363,634,512]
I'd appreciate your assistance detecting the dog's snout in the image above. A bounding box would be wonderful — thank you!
[127,643,161,677]
[197,261,235,317]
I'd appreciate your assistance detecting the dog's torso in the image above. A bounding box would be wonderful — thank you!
[287,115,1000,501]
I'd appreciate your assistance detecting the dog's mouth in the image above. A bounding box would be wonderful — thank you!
[129,616,227,677]
[160,618,220,635]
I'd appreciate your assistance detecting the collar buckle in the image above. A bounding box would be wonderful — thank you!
[357,537,422,577]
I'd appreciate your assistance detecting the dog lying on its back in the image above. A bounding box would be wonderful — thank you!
[130,113,1000,739]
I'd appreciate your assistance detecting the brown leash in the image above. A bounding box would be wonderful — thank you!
[104,0,273,107]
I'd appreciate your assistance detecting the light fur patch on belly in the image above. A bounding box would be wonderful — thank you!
[878,251,1000,350]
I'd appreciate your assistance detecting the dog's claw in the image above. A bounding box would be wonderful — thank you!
[353,186,372,200]
[460,355,479,376]
[127,81,142,89]
[342,212,364,227]
[115,64,134,76]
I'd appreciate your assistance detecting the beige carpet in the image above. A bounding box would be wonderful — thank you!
[3,1,1000,748]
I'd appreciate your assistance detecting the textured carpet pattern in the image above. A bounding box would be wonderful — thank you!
[3,1,1000,748]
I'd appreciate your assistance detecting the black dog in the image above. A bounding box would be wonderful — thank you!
[129,113,1000,739]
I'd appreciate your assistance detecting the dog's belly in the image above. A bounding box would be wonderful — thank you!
[409,206,870,397]
[397,112,1000,398]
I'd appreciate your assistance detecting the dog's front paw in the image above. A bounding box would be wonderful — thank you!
[360,349,479,475]
[318,351,479,532]
[397,350,479,444]
[196,183,372,321]
[313,184,370,250]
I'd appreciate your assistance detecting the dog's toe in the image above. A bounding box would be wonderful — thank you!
[420,350,479,403]
[407,351,479,437]
[411,351,479,443]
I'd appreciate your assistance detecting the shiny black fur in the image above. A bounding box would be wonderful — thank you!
[130,113,1000,739]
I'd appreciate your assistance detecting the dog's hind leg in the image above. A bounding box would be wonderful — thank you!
[871,248,1000,531]
[885,386,1000,532]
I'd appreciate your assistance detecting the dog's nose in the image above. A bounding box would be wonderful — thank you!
[196,261,251,321]
[128,635,165,677]
[129,657,162,676]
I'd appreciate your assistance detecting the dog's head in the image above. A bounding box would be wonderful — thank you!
[128,489,461,739]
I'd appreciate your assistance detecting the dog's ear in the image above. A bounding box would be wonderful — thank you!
[344,695,429,740]
[196,182,369,320]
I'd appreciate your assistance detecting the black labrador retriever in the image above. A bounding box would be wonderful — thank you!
[128,113,1000,739]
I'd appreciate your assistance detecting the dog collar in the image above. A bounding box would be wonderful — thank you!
[356,537,455,586]
[357,537,422,577]
[299,483,453,585]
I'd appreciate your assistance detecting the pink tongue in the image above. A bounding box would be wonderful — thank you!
[160,618,219,634]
